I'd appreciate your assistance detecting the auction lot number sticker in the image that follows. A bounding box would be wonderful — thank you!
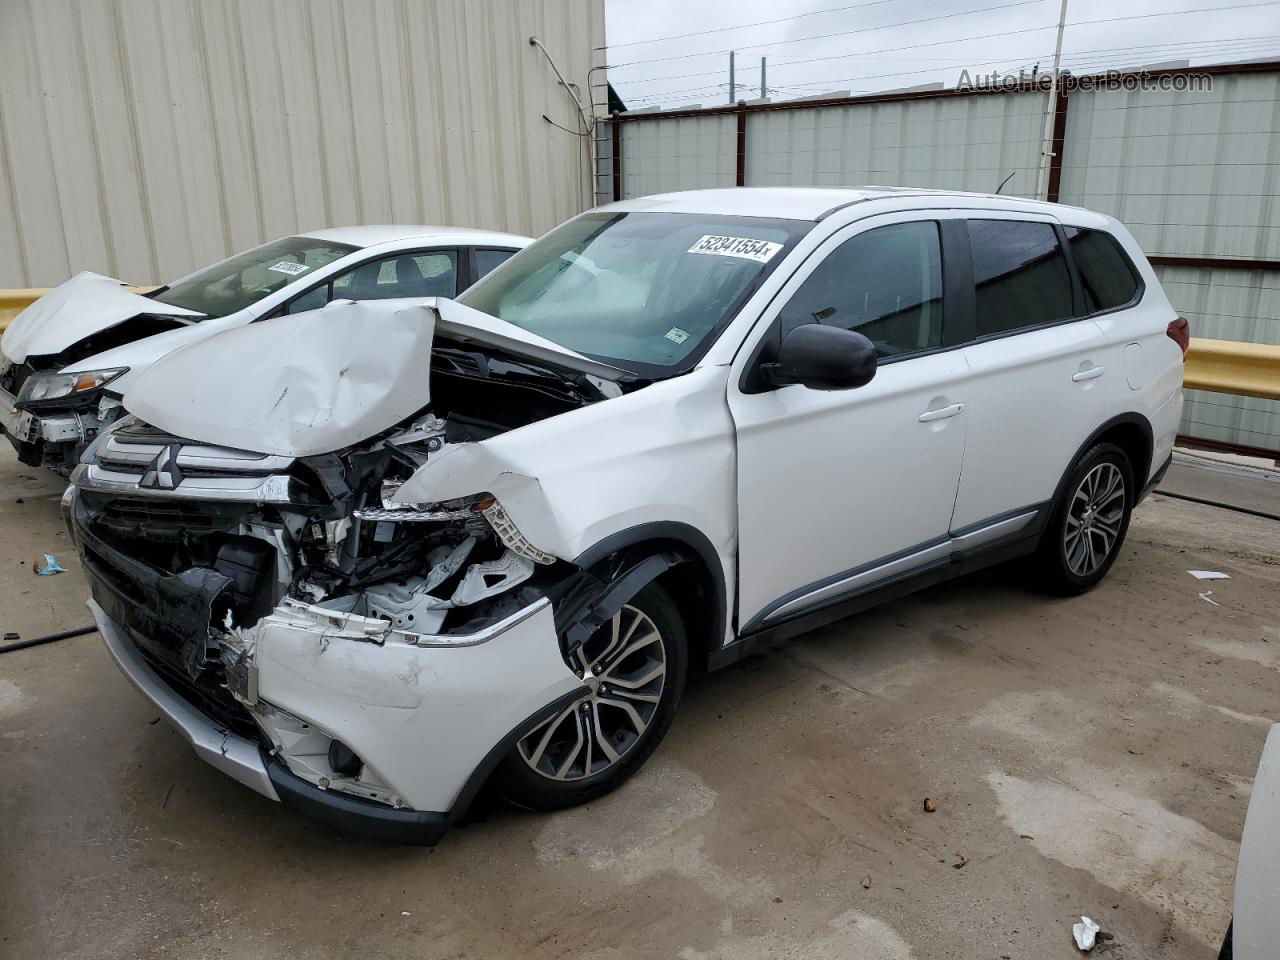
[687,235,783,263]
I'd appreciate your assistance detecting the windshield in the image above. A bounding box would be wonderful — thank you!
[458,212,810,375]
[151,236,357,318]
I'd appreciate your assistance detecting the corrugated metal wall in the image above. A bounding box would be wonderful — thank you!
[1056,72,1280,451]
[606,70,1280,452]
[0,0,604,288]
[744,93,1046,196]
[621,114,737,196]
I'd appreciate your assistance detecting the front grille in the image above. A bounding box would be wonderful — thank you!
[134,639,261,742]
[80,491,252,542]
[98,497,235,533]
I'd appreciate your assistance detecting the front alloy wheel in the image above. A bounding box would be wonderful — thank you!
[498,581,687,811]
[518,604,667,781]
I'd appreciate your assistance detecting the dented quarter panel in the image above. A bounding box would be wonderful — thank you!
[253,600,584,811]
[393,365,739,644]
[1,271,201,363]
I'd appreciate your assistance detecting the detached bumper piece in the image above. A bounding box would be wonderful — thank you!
[266,760,448,846]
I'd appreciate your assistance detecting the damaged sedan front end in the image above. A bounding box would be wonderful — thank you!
[66,297,679,842]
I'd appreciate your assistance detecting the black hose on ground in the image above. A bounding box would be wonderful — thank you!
[0,625,97,655]
[1154,489,1280,523]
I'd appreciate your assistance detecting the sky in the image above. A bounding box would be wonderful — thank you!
[600,0,1280,111]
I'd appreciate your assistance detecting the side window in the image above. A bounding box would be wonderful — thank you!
[968,220,1074,337]
[1064,226,1141,313]
[777,221,943,358]
[474,248,517,281]
[286,284,328,315]
[286,251,459,315]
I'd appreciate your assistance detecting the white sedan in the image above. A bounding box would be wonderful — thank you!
[0,226,530,474]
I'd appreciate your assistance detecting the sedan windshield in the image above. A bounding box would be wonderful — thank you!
[151,236,357,318]
[458,212,810,375]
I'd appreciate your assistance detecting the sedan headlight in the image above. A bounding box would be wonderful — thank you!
[17,367,127,404]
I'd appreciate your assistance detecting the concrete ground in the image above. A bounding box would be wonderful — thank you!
[1,446,1277,960]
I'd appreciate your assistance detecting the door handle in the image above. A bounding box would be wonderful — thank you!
[918,402,964,422]
[1072,365,1105,382]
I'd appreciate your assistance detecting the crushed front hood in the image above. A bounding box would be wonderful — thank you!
[1,271,201,364]
[125,299,439,458]
[123,297,625,458]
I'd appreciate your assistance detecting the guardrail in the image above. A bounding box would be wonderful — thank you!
[1,289,1277,402]
[1183,338,1280,402]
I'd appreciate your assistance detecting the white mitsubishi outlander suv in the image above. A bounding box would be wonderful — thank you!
[65,188,1187,843]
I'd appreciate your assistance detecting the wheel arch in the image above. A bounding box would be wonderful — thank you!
[573,521,728,674]
[1052,413,1154,508]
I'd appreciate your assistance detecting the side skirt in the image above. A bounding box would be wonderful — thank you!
[708,522,1044,672]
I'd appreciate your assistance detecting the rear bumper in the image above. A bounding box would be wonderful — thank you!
[1139,452,1173,504]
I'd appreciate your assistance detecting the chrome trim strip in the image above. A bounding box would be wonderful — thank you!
[273,595,553,648]
[90,598,280,803]
[100,433,295,472]
[71,463,297,503]
[764,541,951,623]
[949,510,1037,552]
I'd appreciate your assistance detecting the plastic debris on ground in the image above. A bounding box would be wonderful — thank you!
[1188,570,1231,580]
[33,554,66,576]
[1072,916,1100,951]
[1199,591,1221,606]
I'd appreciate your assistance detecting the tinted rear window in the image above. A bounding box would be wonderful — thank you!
[969,220,1074,337]
[1065,226,1141,313]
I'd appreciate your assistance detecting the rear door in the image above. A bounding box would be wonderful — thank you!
[729,212,971,630]
[949,215,1107,532]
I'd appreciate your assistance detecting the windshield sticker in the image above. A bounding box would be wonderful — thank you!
[268,261,310,276]
[664,327,690,345]
[687,235,783,263]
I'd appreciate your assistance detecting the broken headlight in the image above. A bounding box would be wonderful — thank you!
[355,493,555,566]
[17,367,127,404]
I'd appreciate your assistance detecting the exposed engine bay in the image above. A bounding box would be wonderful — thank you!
[68,331,629,805]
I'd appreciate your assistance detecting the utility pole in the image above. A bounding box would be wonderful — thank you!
[728,50,735,104]
[760,57,767,99]
[1036,0,1068,200]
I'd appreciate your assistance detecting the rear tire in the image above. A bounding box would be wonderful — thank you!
[1033,442,1134,595]
[497,580,688,811]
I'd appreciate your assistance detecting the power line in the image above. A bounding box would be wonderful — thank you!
[598,0,901,50]
[605,0,1280,74]
[618,38,1280,105]
[613,34,1280,105]
[606,0,1049,69]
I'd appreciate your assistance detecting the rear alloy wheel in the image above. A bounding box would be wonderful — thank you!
[1035,442,1134,594]
[498,582,687,810]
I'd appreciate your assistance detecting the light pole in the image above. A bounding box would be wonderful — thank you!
[1036,0,1069,200]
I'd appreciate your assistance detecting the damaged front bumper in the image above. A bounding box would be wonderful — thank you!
[0,382,116,474]
[79,489,584,842]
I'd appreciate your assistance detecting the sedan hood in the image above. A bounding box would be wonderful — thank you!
[124,297,623,458]
[1,271,201,364]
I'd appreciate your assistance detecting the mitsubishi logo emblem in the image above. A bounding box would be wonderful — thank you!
[139,443,184,490]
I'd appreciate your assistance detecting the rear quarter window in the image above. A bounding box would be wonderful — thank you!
[968,219,1074,337]
[1064,226,1142,313]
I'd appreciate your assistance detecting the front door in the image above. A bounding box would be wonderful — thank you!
[729,214,970,631]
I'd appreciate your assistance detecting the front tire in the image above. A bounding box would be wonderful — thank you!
[1034,442,1134,594]
[497,581,688,811]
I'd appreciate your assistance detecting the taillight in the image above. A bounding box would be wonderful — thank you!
[1167,316,1189,357]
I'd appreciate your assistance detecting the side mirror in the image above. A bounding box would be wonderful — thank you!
[765,323,878,390]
